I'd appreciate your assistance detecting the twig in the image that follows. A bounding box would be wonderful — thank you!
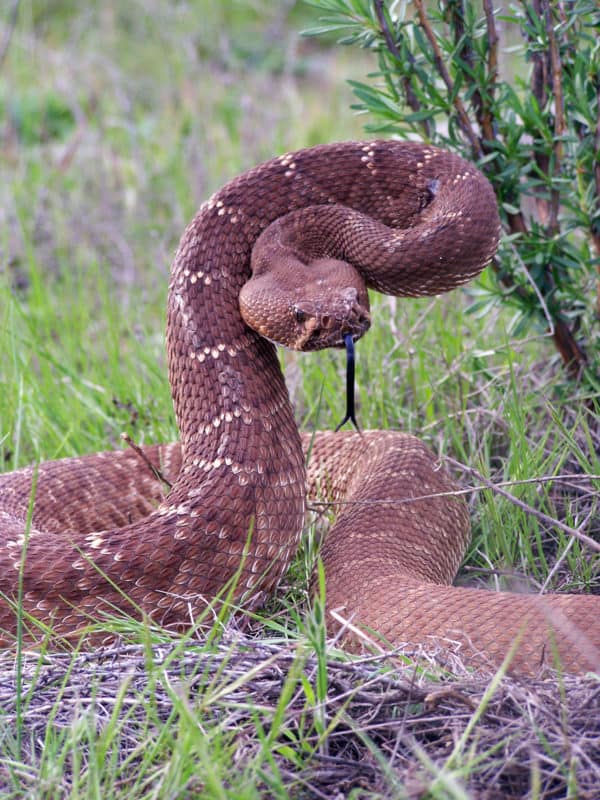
[120,432,172,490]
[447,0,494,143]
[529,0,548,107]
[312,472,600,503]
[412,0,482,158]
[539,532,576,593]
[445,457,600,553]
[481,0,498,143]
[501,246,588,379]
[373,0,430,137]
[540,501,597,593]
[541,0,564,236]
[510,241,555,335]
[461,564,543,584]
[374,0,402,61]
[447,0,485,133]
[593,84,600,315]
[0,0,19,70]
[529,0,577,378]
[528,0,552,228]
[310,470,600,553]
[551,317,588,379]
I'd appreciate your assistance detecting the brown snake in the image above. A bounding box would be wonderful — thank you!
[1,140,599,675]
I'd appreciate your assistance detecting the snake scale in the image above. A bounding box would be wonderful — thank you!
[1,140,599,675]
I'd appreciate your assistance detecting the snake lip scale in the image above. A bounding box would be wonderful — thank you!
[1,139,598,676]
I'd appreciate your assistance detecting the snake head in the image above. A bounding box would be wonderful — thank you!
[290,282,371,351]
[240,257,371,351]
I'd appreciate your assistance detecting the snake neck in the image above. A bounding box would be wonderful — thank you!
[167,205,300,461]
[163,204,307,603]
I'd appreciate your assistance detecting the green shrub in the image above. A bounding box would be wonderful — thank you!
[305,0,600,385]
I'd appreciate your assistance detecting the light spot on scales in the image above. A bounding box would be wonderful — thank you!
[217,206,240,224]
[190,342,227,363]
[209,343,226,358]
[79,532,114,561]
[185,405,246,436]
[223,332,254,358]
[190,455,234,469]
[360,151,378,175]
[384,231,407,249]
[157,502,191,517]
[181,271,212,287]
[87,535,105,549]
[203,192,219,211]
[7,532,29,552]
[181,455,265,492]
[173,291,193,328]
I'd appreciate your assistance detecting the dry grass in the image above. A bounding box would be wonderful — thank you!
[2,632,599,798]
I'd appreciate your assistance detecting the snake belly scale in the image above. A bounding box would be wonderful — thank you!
[1,140,598,675]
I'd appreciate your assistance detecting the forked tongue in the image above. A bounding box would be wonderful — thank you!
[335,333,360,432]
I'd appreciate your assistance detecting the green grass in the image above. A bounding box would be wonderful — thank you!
[1,1,599,797]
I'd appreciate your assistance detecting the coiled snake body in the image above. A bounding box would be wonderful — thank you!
[1,141,599,675]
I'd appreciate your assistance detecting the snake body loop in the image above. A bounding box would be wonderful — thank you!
[1,141,598,675]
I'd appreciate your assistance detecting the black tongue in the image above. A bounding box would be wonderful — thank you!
[335,333,360,432]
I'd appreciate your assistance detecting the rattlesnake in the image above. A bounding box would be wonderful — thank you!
[1,141,598,675]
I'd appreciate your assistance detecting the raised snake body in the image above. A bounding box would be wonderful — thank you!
[1,141,599,675]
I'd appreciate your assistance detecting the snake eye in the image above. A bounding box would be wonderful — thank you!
[294,307,307,324]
